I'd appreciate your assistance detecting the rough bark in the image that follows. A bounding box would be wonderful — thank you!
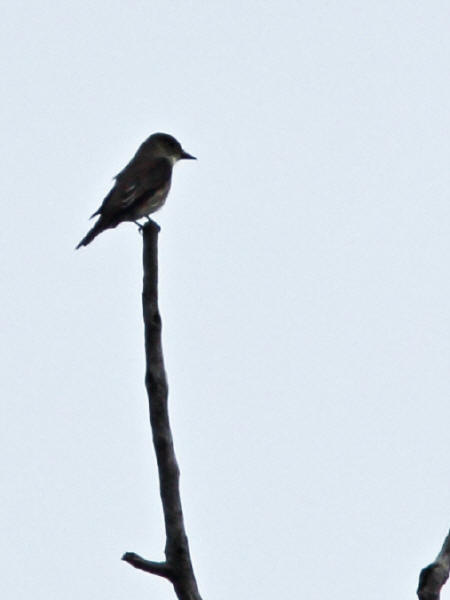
[417,530,450,600]
[122,220,203,600]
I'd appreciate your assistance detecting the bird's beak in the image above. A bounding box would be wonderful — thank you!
[180,150,196,160]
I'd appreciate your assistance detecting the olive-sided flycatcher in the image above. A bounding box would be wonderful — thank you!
[76,133,196,249]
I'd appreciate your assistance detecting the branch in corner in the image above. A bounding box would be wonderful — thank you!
[417,529,450,600]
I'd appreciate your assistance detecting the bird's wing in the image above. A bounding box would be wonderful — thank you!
[96,157,172,218]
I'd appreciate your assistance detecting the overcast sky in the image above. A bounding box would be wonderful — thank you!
[2,2,450,599]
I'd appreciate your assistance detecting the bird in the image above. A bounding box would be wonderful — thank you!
[76,132,196,249]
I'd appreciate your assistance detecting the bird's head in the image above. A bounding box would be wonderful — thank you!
[142,133,196,163]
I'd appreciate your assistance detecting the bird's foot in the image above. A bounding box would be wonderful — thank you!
[133,220,144,234]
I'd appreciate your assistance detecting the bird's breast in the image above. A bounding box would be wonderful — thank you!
[130,181,171,219]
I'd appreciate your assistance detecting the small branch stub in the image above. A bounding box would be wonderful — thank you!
[123,221,203,600]
[122,553,172,579]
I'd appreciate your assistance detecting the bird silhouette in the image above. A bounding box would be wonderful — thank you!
[76,132,195,249]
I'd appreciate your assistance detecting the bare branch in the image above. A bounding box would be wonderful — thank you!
[417,530,450,600]
[124,220,203,600]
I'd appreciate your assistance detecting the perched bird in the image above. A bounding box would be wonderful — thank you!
[76,132,196,249]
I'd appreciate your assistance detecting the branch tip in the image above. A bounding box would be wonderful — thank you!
[143,219,161,233]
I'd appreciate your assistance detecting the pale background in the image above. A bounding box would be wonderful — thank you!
[1,2,450,598]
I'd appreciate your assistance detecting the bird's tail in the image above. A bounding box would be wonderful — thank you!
[75,220,110,249]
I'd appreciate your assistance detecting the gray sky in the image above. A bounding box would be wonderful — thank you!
[2,1,450,598]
